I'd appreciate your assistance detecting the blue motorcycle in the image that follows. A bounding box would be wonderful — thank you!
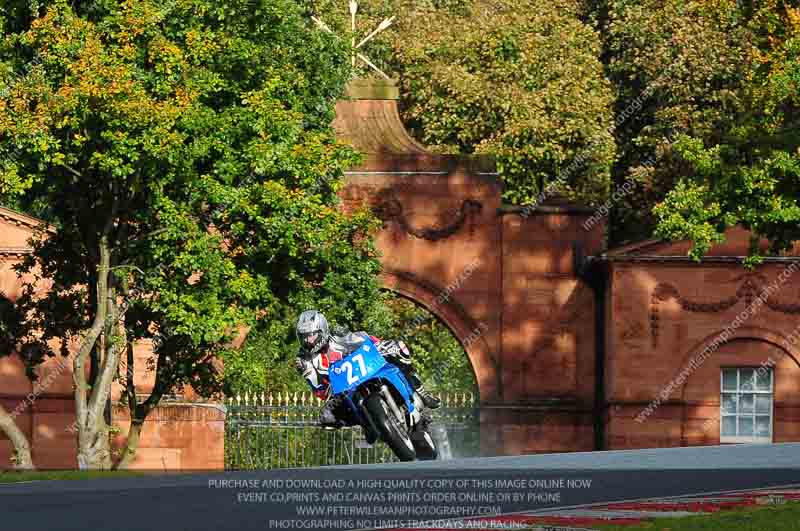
[328,336,438,461]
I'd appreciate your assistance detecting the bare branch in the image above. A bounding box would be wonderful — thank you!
[59,162,83,178]
[125,340,137,413]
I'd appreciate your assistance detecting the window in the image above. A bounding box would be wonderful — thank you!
[720,367,773,443]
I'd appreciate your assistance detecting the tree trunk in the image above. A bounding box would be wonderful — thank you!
[0,403,34,470]
[76,419,111,470]
[114,341,142,470]
[74,237,116,471]
[114,419,143,470]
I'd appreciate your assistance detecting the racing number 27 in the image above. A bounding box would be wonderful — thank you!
[342,354,367,385]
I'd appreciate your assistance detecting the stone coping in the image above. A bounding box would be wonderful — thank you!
[597,255,800,263]
[343,78,400,100]
[344,152,497,175]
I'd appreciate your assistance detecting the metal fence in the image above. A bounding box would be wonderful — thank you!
[225,391,479,470]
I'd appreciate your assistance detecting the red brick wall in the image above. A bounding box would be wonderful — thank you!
[342,163,503,404]
[606,262,800,449]
[0,364,225,470]
[485,209,604,454]
[341,159,607,454]
[111,404,225,470]
[499,212,603,404]
[0,328,80,469]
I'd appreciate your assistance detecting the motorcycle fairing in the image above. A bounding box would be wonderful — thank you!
[329,336,416,414]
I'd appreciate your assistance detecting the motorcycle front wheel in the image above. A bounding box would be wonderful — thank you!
[411,428,438,461]
[364,393,416,462]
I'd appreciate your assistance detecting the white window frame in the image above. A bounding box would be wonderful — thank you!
[719,367,774,444]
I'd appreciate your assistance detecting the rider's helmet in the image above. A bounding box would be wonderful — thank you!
[296,309,330,356]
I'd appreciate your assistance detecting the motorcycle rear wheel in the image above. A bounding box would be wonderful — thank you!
[364,393,416,462]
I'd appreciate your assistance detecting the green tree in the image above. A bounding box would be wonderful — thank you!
[602,0,800,254]
[0,0,385,469]
[384,296,477,394]
[652,2,800,264]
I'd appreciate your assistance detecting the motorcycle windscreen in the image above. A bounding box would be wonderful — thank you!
[328,336,387,394]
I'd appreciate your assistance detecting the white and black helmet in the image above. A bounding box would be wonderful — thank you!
[296,309,330,356]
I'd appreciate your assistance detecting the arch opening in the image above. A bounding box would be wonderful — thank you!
[380,271,500,403]
[381,292,478,396]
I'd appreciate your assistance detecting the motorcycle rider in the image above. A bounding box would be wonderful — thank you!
[293,309,441,431]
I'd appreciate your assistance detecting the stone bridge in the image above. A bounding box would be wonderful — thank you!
[335,80,605,455]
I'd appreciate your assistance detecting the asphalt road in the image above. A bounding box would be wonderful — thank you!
[2,443,799,531]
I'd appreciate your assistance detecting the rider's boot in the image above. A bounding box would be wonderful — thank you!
[415,384,442,409]
[319,396,345,429]
[403,368,441,409]
[363,427,378,445]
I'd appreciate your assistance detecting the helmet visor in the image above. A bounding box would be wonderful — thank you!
[299,331,320,349]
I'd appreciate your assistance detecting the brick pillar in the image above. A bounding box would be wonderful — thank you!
[485,200,605,454]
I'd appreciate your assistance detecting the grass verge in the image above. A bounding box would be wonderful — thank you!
[593,500,800,530]
[0,470,146,483]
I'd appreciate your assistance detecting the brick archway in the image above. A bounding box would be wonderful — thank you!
[677,324,800,411]
[677,326,800,391]
[335,79,606,454]
[381,270,500,402]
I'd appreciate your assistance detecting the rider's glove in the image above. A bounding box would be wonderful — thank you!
[294,357,308,373]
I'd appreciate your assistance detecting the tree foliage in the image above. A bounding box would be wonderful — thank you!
[305,0,800,259]
[653,2,800,264]
[0,0,386,468]
[309,0,616,205]
[603,0,800,258]
[383,297,476,394]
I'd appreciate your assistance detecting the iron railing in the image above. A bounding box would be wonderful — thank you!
[225,391,479,470]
